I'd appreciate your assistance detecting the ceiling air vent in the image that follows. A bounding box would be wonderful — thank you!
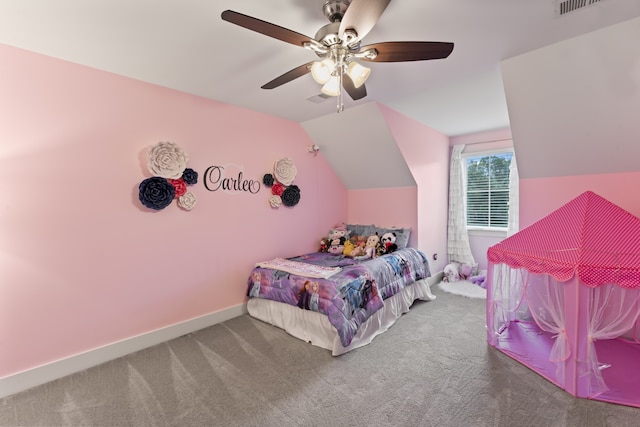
[306,93,332,104]
[554,0,603,16]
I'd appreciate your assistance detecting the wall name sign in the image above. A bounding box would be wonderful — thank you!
[203,165,261,194]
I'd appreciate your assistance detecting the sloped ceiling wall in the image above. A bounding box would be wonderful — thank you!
[303,17,640,189]
[502,16,640,180]
[301,102,416,190]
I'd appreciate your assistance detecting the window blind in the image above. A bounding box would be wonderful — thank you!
[466,152,512,228]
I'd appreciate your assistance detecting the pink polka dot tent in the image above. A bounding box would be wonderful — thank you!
[486,191,640,407]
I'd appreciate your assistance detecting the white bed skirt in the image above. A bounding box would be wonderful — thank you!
[247,278,436,356]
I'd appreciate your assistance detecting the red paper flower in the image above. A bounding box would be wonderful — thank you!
[168,178,187,198]
[272,183,284,196]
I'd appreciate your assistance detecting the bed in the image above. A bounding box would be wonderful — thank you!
[246,224,435,355]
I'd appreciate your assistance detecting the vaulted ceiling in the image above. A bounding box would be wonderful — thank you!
[1,0,639,188]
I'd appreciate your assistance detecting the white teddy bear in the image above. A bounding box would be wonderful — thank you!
[443,263,460,282]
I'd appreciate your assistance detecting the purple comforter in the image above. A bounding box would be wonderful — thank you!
[247,248,431,347]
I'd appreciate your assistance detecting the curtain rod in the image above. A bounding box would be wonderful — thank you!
[456,138,512,146]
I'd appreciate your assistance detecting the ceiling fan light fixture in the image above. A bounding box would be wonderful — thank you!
[221,1,454,115]
[311,58,335,84]
[321,75,341,97]
[346,61,371,88]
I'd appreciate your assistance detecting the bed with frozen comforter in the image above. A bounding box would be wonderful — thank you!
[246,238,435,355]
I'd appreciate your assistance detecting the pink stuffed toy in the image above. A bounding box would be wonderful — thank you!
[327,224,349,255]
[459,263,473,280]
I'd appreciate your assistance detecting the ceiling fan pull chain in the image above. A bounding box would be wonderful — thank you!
[337,65,344,113]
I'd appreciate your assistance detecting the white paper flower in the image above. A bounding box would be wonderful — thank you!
[147,141,188,179]
[273,157,297,186]
[178,192,197,210]
[269,195,282,208]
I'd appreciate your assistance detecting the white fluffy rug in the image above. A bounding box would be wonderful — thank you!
[438,280,487,299]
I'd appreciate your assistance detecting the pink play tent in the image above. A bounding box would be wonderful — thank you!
[486,191,640,407]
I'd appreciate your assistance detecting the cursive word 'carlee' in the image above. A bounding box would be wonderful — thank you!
[203,165,261,194]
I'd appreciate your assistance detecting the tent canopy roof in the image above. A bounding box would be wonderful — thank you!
[488,191,640,287]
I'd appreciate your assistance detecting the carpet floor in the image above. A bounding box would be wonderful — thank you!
[1,285,639,426]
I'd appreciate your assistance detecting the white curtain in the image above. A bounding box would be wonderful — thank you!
[447,145,475,265]
[507,153,519,237]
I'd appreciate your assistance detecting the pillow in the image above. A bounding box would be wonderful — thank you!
[345,224,411,249]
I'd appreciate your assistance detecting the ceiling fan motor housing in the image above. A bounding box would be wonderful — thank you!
[315,22,342,47]
[313,22,361,59]
[323,0,351,23]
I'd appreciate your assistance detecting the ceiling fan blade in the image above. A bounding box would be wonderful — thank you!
[261,62,313,90]
[342,74,367,100]
[339,0,391,44]
[221,10,315,48]
[360,41,454,62]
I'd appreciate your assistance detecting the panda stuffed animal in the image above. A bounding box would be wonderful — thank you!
[380,232,398,255]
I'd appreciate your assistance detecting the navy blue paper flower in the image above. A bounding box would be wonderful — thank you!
[139,177,175,210]
[182,168,198,185]
[281,185,301,207]
[263,173,274,187]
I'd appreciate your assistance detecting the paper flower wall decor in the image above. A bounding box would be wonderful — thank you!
[147,141,188,179]
[263,157,301,209]
[138,141,198,211]
[274,157,297,186]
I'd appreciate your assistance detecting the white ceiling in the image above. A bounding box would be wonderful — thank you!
[1,0,639,137]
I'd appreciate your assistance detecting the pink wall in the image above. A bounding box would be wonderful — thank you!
[520,172,640,228]
[343,102,451,273]
[347,186,418,248]
[375,104,449,272]
[0,44,347,378]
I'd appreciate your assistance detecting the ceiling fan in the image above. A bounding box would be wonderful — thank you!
[221,0,454,112]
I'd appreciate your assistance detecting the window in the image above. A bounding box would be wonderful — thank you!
[465,152,513,229]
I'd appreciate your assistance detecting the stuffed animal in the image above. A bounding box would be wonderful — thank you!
[350,245,365,258]
[328,238,345,254]
[380,232,398,255]
[443,263,460,282]
[355,233,380,260]
[343,239,356,256]
[319,237,328,253]
[459,263,473,280]
[443,261,479,283]
[327,224,349,255]
[470,273,487,289]
[327,224,349,243]
[349,235,366,258]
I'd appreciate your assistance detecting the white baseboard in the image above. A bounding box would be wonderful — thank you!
[428,271,444,286]
[0,303,247,399]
